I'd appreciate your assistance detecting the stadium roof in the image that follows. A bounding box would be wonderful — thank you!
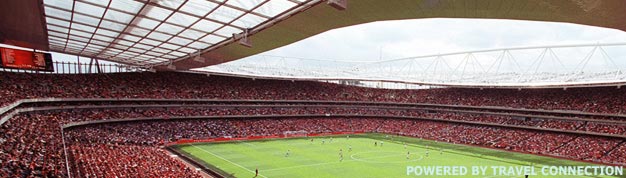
[1,0,626,70]
[193,43,626,88]
[41,0,313,66]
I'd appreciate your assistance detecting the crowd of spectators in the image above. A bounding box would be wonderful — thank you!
[584,122,626,135]
[552,137,622,162]
[63,117,626,165]
[68,143,202,178]
[3,71,626,177]
[4,105,626,177]
[3,71,626,114]
[514,132,576,154]
[602,143,626,165]
[0,114,66,178]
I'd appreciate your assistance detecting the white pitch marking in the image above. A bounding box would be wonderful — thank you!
[191,145,267,178]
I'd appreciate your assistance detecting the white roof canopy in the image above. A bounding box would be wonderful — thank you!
[194,43,626,88]
[43,0,309,66]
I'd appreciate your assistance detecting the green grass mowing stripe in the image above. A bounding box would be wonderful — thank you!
[190,144,267,178]
[183,137,423,177]
[178,134,621,178]
[369,134,591,165]
[263,151,424,172]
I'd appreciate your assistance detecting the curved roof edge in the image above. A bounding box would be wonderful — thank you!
[164,0,626,70]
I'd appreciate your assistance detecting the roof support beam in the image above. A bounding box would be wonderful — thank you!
[77,0,113,55]
[327,0,347,10]
[61,0,77,51]
[44,5,213,48]
[109,0,190,61]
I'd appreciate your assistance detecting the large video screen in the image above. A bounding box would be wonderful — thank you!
[0,47,54,72]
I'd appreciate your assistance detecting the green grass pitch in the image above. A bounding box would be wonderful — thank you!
[174,134,621,178]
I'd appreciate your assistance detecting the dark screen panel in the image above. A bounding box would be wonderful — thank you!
[0,47,54,72]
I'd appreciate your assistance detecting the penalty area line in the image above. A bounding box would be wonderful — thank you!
[191,144,267,178]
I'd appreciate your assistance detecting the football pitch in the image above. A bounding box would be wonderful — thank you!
[174,134,622,178]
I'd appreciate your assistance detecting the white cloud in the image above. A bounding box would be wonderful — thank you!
[257,18,626,61]
[196,18,626,85]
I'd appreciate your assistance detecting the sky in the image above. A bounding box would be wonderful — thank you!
[247,18,626,62]
[195,18,626,85]
[21,18,626,65]
[4,17,626,79]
